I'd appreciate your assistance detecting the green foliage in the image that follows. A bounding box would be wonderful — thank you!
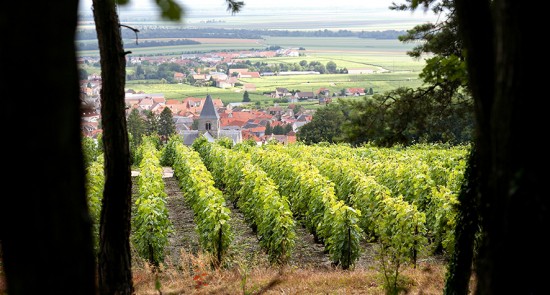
[282,143,469,294]
[341,87,473,146]
[128,132,135,166]
[392,1,460,59]
[79,68,88,80]
[172,142,232,265]
[326,204,362,268]
[284,145,428,275]
[225,0,245,14]
[217,137,233,149]
[153,0,183,21]
[333,0,473,149]
[375,196,427,294]
[82,136,99,168]
[134,135,162,167]
[144,110,159,135]
[326,61,337,73]
[96,133,104,154]
[311,143,468,255]
[265,122,273,135]
[85,156,104,253]
[239,139,258,149]
[158,107,176,138]
[420,54,468,87]
[272,125,284,135]
[195,142,296,264]
[252,145,363,269]
[132,140,173,266]
[297,103,349,144]
[242,90,251,102]
[160,134,182,166]
[193,140,464,272]
[127,108,145,147]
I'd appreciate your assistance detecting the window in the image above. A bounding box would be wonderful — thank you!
[205,122,211,130]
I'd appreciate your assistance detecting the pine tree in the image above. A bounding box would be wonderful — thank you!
[243,90,251,102]
[144,110,159,135]
[265,121,273,135]
[127,108,145,146]
[273,125,284,135]
[158,107,176,137]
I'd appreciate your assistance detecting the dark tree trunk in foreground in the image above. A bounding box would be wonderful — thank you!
[455,0,548,293]
[92,0,134,293]
[444,151,479,295]
[0,1,96,293]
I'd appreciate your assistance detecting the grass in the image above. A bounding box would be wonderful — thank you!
[132,250,449,295]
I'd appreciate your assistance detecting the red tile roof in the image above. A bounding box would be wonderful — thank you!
[220,118,247,127]
[247,126,266,132]
[166,99,181,105]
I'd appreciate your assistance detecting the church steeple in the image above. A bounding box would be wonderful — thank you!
[198,94,220,137]
[200,94,219,120]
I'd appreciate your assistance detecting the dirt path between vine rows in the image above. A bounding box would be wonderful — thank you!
[161,175,380,270]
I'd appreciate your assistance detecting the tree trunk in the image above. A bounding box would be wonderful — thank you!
[444,150,479,295]
[456,0,548,293]
[0,1,96,293]
[92,0,134,294]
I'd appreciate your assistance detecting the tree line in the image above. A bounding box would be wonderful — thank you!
[127,107,176,160]
[77,38,200,51]
[125,59,344,83]
[76,27,406,41]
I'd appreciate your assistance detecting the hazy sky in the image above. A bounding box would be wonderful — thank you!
[80,0,434,15]
[79,0,438,29]
[81,0,402,10]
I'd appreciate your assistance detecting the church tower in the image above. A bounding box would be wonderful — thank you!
[198,94,220,138]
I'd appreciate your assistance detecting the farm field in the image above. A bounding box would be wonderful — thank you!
[125,70,422,105]
[111,141,466,294]
[80,35,426,108]
[79,36,425,71]
[248,37,425,72]
[132,184,448,295]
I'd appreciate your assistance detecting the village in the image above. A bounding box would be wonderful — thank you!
[81,74,319,145]
[79,47,374,145]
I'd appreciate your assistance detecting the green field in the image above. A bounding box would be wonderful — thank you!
[239,72,421,94]
[124,81,267,103]
[125,70,422,106]
[258,37,425,72]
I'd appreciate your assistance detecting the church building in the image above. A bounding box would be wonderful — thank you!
[181,94,242,145]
